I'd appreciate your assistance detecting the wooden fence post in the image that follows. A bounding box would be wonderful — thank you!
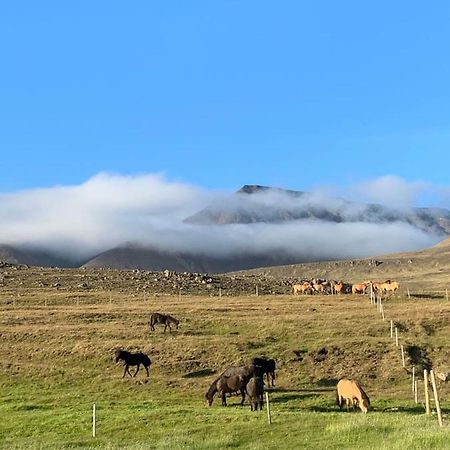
[401,345,405,367]
[407,288,411,300]
[414,380,418,404]
[92,403,96,437]
[390,320,393,339]
[430,370,443,427]
[446,289,449,301]
[381,304,385,321]
[412,367,415,393]
[265,392,272,425]
[219,287,222,297]
[424,369,430,415]
[256,285,259,296]
[395,327,399,347]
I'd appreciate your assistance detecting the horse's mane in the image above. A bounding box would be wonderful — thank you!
[353,380,370,406]
[205,377,220,400]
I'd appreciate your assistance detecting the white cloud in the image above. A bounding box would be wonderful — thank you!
[0,172,446,264]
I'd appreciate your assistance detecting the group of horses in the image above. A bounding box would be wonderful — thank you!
[205,357,276,411]
[114,311,371,414]
[292,278,400,296]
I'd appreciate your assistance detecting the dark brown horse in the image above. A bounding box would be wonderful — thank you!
[149,313,179,332]
[205,365,254,406]
[115,349,152,377]
[246,375,264,411]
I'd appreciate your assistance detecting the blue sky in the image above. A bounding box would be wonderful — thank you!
[1,1,450,193]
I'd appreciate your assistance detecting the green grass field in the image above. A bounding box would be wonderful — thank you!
[1,288,449,449]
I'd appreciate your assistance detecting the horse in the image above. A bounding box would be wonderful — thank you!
[205,365,254,406]
[250,357,276,386]
[333,281,345,294]
[246,375,264,411]
[293,282,313,295]
[115,349,152,378]
[149,312,179,332]
[352,283,369,294]
[382,281,400,294]
[336,378,370,413]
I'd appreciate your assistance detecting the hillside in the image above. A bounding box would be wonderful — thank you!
[82,244,306,273]
[0,244,77,268]
[233,237,450,290]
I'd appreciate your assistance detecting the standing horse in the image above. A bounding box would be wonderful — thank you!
[115,349,152,377]
[250,357,276,386]
[149,313,180,332]
[246,375,264,411]
[336,378,370,413]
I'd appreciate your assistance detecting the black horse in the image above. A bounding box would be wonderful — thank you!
[250,357,276,386]
[115,349,152,377]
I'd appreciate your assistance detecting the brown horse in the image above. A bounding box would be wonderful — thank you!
[246,376,264,411]
[149,313,179,332]
[336,378,370,413]
[352,283,369,294]
[205,366,254,406]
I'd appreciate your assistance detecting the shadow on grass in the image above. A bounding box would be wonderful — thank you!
[268,387,334,393]
[182,369,217,378]
[269,392,322,404]
[410,293,444,300]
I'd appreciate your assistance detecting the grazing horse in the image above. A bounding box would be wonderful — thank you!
[336,378,370,413]
[205,365,254,406]
[149,313,179,332]
[250,357,276,386]
[246,376,264,411]
[115,349,152,378]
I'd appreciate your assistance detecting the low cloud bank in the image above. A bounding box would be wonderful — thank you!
[0,172,447,263]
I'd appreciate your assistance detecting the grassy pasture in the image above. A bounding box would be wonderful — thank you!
[1,287,449,449]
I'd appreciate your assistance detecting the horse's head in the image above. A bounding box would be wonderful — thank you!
[114,349,123,363]
[205,392,214,407]
[360,398,370,413]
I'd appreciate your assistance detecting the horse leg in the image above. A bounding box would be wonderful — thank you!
[240,388,246,406]
[134,364,140,377]
[145,365,150,377]
[221,393,227,407]
[123,365,128,378]
[163,323,167,333]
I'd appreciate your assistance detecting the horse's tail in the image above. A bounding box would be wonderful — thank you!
[335,388,341,407]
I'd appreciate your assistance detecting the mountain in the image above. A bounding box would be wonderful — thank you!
[185,185,450,235]
[82,244,305,273]
[0,244,79,268]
